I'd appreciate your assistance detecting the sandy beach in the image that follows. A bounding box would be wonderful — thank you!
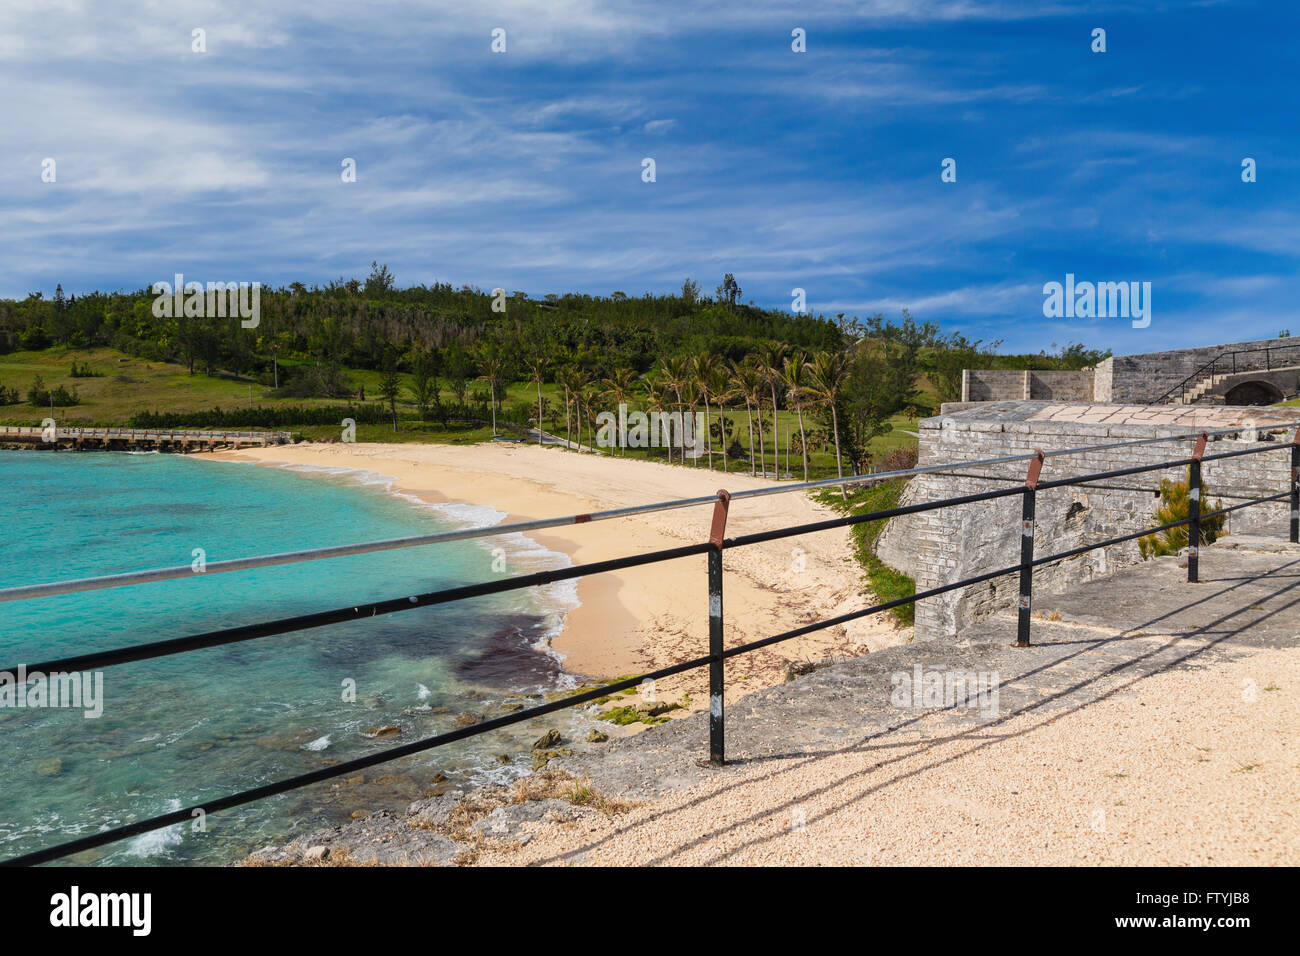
[203,442,907,707]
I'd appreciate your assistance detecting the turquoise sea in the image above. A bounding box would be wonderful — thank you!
[0,451,583,865]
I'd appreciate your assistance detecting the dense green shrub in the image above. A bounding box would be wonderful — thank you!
[1138,472,1226,558]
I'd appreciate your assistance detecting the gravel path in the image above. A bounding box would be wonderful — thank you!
[249,537,1299,866]
[474,642,1297,865]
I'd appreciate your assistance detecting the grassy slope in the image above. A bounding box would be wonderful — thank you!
[0,345,923,470]
[814,481,916,627]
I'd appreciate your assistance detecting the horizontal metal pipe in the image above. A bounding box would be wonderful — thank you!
[724,483,1029,549]
[3,541,712,677]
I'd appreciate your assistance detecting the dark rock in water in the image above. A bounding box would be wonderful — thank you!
[453,712,482,728]
[532,728,563,750]
[496,753,513,765]
[362,725,401,739]
[587,730,609,743]
[499,702,524,713]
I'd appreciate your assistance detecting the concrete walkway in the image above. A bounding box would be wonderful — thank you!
[483,534,1299,864]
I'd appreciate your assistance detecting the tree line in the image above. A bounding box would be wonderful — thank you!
[1,266,1107,475]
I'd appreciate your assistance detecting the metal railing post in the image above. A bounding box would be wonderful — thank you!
[707,489,731,765]
[1016,451,1044,648]
[1188,431,1207,583]
[1291,428,1300,543]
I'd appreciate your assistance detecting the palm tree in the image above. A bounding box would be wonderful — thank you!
[783,352,811,482]
[580,384,602,456]
[476,345,506,436]
[680,377,701,466]
[661,356,690,464]
[730,359,762,476]
[555,365,582,450]
[693,352,720,469]
[708,365,733,473]
[523,350,549,445]
[807,350,850,497]
[601,367,637,455]
[758,342,788,477]
[642,372,671,463]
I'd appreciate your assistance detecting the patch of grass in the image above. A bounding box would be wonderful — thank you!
[564,776,638,816]
[814,479,916,626]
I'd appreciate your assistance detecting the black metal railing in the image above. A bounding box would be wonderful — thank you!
[3,423,1299,866]
[1150,341,1300,405]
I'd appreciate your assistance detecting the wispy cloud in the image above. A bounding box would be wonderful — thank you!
[0,0,1295,355]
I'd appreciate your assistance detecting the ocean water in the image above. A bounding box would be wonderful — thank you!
[0,451,583,865]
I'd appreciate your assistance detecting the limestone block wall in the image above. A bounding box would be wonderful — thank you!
[961,369,1094,402]
[876,415,1294,642]
[1103,335,1300,404]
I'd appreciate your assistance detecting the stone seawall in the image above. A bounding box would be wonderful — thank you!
[876,401,1298,641]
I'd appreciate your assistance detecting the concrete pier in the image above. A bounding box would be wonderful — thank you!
[0,425,293,453]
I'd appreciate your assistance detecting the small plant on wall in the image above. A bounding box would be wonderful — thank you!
[1138,471,1226,559]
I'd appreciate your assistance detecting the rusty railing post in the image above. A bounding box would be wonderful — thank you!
[1016,451,1044,648]
[1188,431,1207,583]
[707,489,731,765]
[1291,428,1300,544]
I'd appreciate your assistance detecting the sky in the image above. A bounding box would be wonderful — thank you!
[1,0,1296,354]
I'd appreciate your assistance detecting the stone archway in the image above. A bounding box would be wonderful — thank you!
[1223,380,1285,406]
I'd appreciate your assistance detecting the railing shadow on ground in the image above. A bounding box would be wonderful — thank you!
[541,552,1300,867]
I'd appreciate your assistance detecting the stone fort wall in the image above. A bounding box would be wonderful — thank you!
[961,369,1094,402]
[1096,335,1300,403]
[876,403,1297,642]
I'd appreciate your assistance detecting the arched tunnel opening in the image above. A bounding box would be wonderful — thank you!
[1223,380,1285,406]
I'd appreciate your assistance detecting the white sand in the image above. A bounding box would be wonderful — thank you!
[203,442,907,706]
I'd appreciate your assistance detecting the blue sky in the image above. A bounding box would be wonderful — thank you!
[1,0,1295,354]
